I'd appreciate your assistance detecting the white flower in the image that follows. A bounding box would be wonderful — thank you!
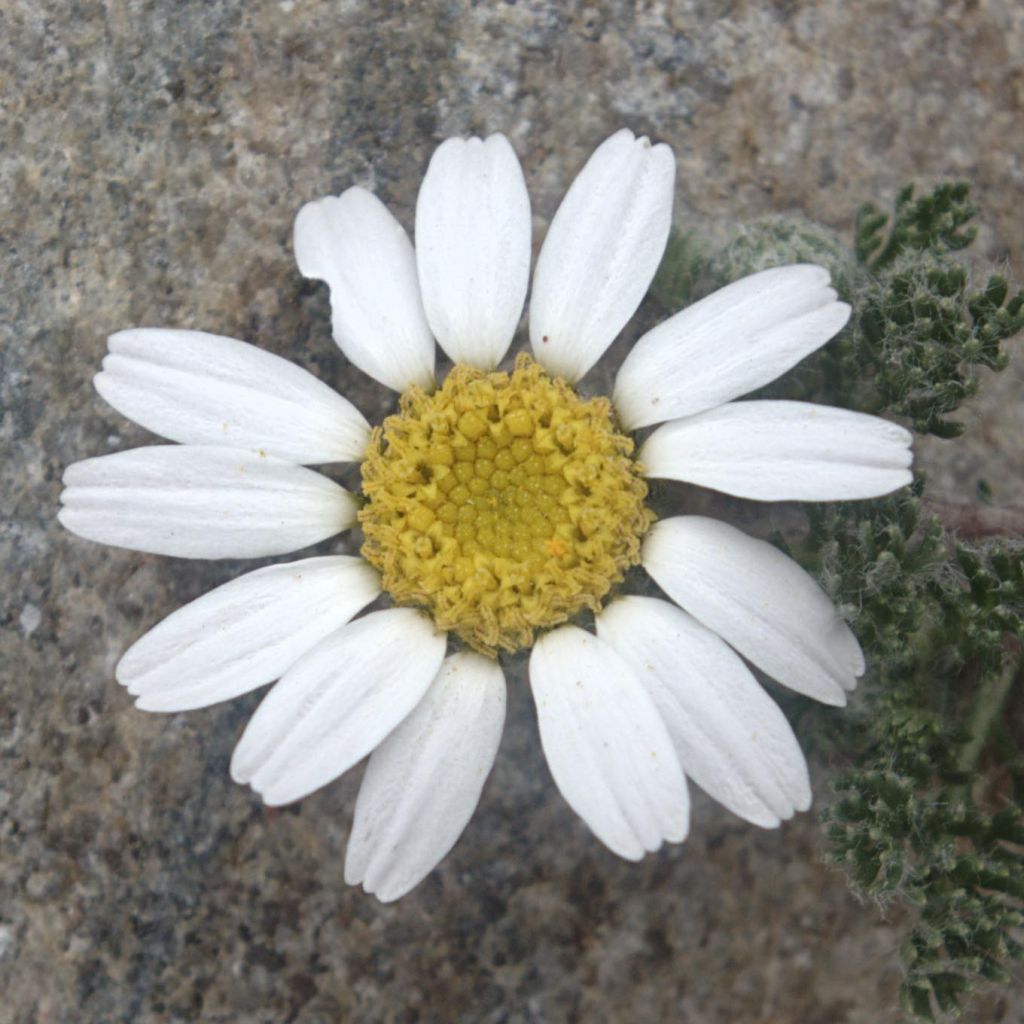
[59,129,912,901]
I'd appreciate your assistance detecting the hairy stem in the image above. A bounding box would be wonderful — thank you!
[958,654,1023,777]
[924,500,1024,540]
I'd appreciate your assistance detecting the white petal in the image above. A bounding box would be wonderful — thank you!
[529,129,675,382]
[229,609,446,806]
[597,596,811,828]
[643,516,863,705]
[118,556,381,712]
[345,652,506,902]
[614,265,851,429]
[641,400,913,501]
[294,188,435,392]
[95,329,370,464]
[529,625,689,859]
[58,446,355,559]
[415,134,531,370]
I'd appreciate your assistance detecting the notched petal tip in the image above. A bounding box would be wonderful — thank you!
[369,886,406,905]
[294,187,435,393]
[60,455,96,488]
[257,786,301,809]
[606,126,672,156]
[435,131,511,153]
[293,194,339,281]
[293,187,391,282]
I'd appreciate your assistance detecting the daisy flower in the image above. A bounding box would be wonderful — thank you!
[58,129,913,901]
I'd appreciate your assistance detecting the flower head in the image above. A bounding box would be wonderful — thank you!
[359,353,653,655]
[59,129,912,901]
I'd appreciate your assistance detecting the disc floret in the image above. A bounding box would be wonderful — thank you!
[359,354,653,654]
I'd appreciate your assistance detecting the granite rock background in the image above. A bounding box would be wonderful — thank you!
[2,1,1023,1022]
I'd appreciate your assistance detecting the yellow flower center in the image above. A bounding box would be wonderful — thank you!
[359,354,654,655]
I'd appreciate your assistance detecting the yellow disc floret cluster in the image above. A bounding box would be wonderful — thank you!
[359,354,654,655]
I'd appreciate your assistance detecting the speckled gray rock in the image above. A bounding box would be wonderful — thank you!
[2,2,1022,1022]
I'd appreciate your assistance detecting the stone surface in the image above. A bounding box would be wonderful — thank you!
[2,1,1022,1022]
